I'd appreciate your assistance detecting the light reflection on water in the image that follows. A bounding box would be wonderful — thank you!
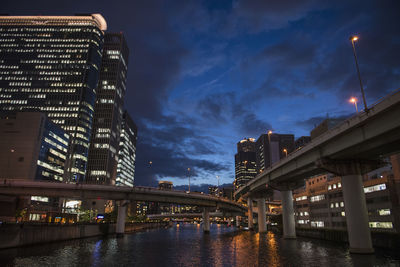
[1,223,399,267]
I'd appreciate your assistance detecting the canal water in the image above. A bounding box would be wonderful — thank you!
[1,223,399,267]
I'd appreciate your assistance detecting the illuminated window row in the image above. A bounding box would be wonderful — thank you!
[295,196,307,201]
[330,201,344,208]
[37,159,64,174]
[310,194,325,202]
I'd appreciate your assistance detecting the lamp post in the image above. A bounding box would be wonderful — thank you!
[350,97,358,112]
[350,35,368,111]
[216,175,220,197]
[267,130,272,168]
[187,168,191,193]
[283,148,288,157]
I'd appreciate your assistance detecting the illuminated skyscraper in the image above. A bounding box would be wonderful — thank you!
[255,133,294,173]
[116,111,137,187]
[0,14,106,182]
[86,33,129,185]
[234,138,257,191]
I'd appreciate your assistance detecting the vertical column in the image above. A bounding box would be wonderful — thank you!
[247,198,254,230]
[116,200,127,237]
[235,216,240,227]
[257,198,267,233]
[281,190,296,239]
[203,208,210,233]
[342,174,374,253]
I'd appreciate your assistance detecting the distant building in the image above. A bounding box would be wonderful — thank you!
[0,112,69,222]
[159,181,173,190]
[234,138,257,191]
[310,118,344,140]
[255,133,294,173]
[87,33,129,185]
[116,111,137,187]
[208,186,220,197]
[0,14,106,182]
[221,187,234,200]
[293,155,400,233]
[295,136,311,150]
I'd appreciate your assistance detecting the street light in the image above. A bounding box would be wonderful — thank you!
[267,130,273,168]
[350,35,368,111]
[283,148,288,157]
[216,175,220,188]
[187,168,191,193]
[350,97,358,112]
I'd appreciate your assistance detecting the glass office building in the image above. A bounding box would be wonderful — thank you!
[116,111,137,187]
[87,33,129,185]
[0,112,69,181]
[0,15,107,182]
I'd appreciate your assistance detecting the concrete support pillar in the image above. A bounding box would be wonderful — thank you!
[202,208,210,233]
[235,216,240,227]
[316,158,376,254]
[281,190,296,239]
[257,198,267,233]
[342,174,374,253]
[247,198,254,230]
[116,200,127,237]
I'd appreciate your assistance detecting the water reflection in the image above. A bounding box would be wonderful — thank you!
[1,224,399,267]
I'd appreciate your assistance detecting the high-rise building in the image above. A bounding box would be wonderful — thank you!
[116,111,137,187]
[255,133,294,173]
[0,112,69,181]
[0,112,69,222]
[295,136,311,150]
[0,14,107,182]
[234,138,257,191]
[86,33,129,185]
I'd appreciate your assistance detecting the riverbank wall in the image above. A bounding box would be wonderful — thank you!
[0,222,166,249]
[296,227,400,250]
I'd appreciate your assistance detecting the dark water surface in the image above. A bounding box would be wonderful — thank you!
[1,223,399,267]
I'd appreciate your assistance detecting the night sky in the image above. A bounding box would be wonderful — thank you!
[3,0,400,190]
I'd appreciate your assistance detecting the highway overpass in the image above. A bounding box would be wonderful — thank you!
[235,89,400,254]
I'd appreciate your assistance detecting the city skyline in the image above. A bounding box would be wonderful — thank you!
[2,0,400,187]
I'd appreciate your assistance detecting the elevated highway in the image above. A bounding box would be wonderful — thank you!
[0,180,246,213]
[0,180,246,234]
[235,89,400,254]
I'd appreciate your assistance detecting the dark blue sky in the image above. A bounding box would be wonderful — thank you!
[4,0,400,189]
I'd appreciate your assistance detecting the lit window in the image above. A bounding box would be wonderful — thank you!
[364,184,386,194]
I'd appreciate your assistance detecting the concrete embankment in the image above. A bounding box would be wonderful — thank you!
[0,222,166,249]
[296,227,400,251]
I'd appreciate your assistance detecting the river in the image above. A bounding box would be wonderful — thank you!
[1,223,399,266]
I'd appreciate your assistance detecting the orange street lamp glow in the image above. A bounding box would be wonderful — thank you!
[349,97,358,112]
[268,130,272,135]
[349,35,368,111]
[283,148,288,157]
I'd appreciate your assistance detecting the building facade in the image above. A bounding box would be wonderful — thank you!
[295,136,311,150]
[0,112,69,221]
[0,14,107,182]
[86,33,129,185]
[234,138,257,191]
[116,111,137,187]
[255,133,295,173]
[293,156,400,233]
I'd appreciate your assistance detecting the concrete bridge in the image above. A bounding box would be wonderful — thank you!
[0,180,246,234]
[235,89,400,254]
